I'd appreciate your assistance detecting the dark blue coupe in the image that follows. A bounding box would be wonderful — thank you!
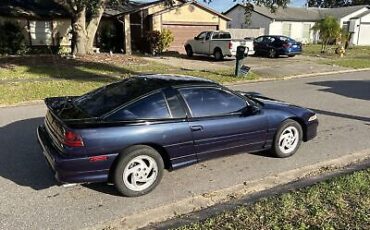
[37,75,318,196]
[254,35,302,58]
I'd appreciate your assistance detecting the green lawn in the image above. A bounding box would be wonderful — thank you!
[0,54,257,105]
[303,44,370,69]
[177,168,370,230]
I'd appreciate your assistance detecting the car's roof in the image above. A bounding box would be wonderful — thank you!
[136,74,218,87]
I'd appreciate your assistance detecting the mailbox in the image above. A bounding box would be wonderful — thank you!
[235,46,249,76]
[236,46,246,60]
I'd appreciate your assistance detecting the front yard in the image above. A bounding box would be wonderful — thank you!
[0,55,257,105]
[303,44,370,69]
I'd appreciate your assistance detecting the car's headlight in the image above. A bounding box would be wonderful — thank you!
[308,114,317,122]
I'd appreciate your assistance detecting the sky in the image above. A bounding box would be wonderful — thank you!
[202,0,308,13]
[140,0,308,13]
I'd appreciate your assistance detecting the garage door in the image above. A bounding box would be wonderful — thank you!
[162,24,218,53]
[358,24,370,45]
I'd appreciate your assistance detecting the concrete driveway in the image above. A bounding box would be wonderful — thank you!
[0,71,369,229]
[144,54,350,78]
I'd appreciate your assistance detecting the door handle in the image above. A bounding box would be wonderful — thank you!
[190,125,203,131]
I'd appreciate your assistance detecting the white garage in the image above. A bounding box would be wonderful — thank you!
[358,23,370,45]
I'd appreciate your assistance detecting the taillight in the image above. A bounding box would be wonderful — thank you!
[63,130,84,147]
[229,41,233,49]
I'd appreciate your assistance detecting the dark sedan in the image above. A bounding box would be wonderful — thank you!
[37,75,318,197]
[254,35,302,58]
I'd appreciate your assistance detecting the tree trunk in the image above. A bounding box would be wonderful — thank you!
[72,7,88,56]
[86,0,107,54]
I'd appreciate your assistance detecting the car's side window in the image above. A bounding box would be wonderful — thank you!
[220,33,231,39]
[205,32,211,40]
[178,88,246,117]
[108,92,171,121]
[212,32,220,39]
[255,37,263,43]
[197,32,207,40]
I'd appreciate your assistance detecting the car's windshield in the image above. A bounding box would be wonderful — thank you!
[73,77,161,117]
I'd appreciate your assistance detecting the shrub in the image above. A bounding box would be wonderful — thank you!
[146,29,174,55]
[0,21,27,55]
[158,29,174,54]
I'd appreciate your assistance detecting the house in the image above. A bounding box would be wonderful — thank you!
[102,0,230,53]
[0,0,229,54]
[0,0,71,49]
[223,4,370,45]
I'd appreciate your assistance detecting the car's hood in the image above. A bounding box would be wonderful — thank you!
[240,92,314,118]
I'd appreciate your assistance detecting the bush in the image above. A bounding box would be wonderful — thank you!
[0,21,27,55]
[146,29,174,55]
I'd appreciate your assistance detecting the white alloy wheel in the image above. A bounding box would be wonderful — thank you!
[278,126,299,154]
[123,155,158,192]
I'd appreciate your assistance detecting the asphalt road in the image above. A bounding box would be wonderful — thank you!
[0,71,369,230]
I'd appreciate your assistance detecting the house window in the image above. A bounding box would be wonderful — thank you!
[303,24,311,40]
[282,23,292,37]
[29,20,52,46]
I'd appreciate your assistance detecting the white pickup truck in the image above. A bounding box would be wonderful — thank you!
[184,31,254,61]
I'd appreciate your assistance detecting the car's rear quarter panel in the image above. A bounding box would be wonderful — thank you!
[79,121,195,167]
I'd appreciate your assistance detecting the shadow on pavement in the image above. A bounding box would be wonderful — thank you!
[308,80,370,101]
[311,108,370,123]
[0,117,56,190]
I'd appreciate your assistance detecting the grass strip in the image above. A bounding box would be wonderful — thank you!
[176,168,370,230]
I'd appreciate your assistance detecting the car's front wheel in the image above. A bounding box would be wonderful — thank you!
[270,119,303,158]
[185,45,193,57]
[114,145,164,197]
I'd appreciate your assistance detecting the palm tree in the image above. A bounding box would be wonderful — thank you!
[312,16,341,53]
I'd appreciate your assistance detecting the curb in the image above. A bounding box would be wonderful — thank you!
[97,148,370,230]
[224,67,370,87]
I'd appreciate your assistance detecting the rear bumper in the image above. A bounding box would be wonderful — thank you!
[37,126,118,183]
[304,120,318,141]
[279,48,302,55]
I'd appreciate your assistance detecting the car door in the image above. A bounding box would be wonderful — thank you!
[199,32,212,54]
[177,87,268,161]
[192,32,208,54]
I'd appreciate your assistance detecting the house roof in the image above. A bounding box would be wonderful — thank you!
[151,0,230,21]
[352,9,370,19]
[223,3,370,22]
[317,5,369,18]
[104,0,162,17]
[105,0,230,20]
[0,0,70,19]
[252,5,320,21]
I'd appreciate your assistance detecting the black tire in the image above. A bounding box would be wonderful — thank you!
[268,48,277,58]
[185,45,193,57]
[270,119,303,158]
[214,49,224,61]
[288,54,296,57]
[114,145,164,197]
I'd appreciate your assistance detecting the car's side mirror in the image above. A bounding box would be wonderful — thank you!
[241,105,260,116]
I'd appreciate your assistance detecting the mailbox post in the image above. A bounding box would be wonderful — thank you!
[235,46,248,77]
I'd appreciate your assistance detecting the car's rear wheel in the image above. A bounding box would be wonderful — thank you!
[288,54,296,57]
[268,48,277,58]
[214,49,224,61]
[114,145,164,197]
[270,119,303,158]
[185,45,193,57]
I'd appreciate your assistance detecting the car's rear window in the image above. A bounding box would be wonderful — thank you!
[73,77,164,117]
